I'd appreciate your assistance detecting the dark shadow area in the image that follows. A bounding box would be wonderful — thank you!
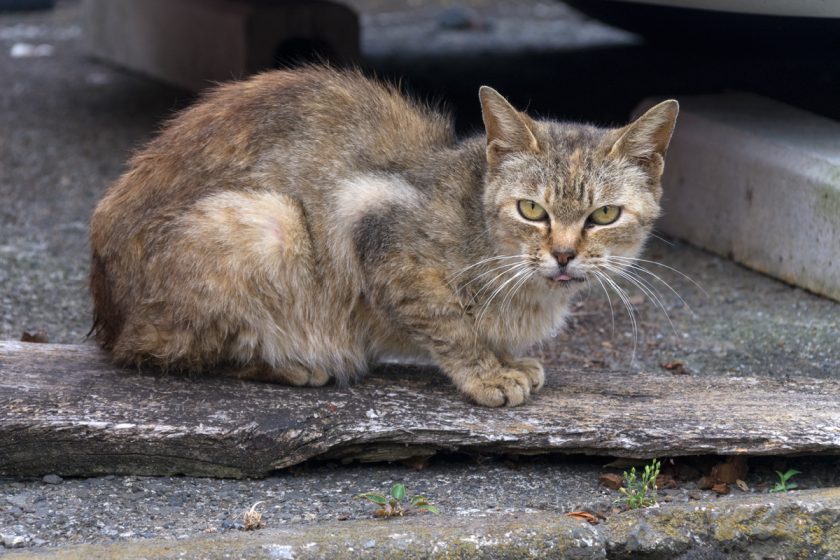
[365,43,840,135]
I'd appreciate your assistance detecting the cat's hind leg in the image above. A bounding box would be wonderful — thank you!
[233,362,331,386]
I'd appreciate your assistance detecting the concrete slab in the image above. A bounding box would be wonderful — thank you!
[13,488,840,559]
[83,0,359,91]
[643,93,840,302]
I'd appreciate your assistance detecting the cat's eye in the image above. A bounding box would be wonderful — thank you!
[587,205,621,226]
[517,200,548,221]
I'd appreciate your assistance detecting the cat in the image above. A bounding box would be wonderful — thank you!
[89,66,678,407]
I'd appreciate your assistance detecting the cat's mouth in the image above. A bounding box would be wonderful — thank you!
[548,271,585,284]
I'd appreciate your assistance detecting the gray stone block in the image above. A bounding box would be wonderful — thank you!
[641,93,840,301]
[82,0,359,91]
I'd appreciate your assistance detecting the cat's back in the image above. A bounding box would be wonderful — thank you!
[94,68,453,227]
[154,66,454,178]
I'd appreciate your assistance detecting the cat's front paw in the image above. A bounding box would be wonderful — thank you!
[461,363,543,407]
[500,356,545,391]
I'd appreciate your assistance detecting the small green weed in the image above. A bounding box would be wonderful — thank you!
[770,469,801,493]
[358,483,439,517]
[617,459,660,509]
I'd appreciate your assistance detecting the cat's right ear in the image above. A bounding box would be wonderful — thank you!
[479,86,540,168]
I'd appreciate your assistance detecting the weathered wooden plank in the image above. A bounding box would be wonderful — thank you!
[1,341,838,478]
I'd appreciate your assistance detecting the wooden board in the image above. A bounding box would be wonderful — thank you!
[1,341,838,478]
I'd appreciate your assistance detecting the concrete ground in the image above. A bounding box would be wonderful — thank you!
[1,1,839,557]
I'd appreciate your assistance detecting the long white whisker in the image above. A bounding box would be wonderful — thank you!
[475,268,530,332]
[606,259,696,315]
[500,268,535,316]
[447,254,529,284]
[608,256,708,296]
[467,262,531,306]
[600,263,677,337]
[594,269,638,361]
[648,231,674,246]
[457,260,529,294]
[590,270,616,335]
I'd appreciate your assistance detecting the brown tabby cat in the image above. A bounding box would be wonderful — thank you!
[89,67,677,407]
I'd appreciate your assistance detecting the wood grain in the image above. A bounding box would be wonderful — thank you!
[1,341,838,478]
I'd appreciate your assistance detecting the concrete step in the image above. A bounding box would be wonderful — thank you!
[642,93,840,302]
[17,488,840,559]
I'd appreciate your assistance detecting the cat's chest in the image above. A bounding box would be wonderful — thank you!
[473,289,570,353]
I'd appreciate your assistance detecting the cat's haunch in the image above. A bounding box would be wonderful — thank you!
[89,67,677,407]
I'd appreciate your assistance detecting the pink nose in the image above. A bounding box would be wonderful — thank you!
[552,249,576,266]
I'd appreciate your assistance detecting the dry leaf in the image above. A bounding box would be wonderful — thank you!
[711,456,748,484]
[711,483,730,495]
[21,329,49,343]
[565,511,599,525]
[655,474,678,489]
[599,473,623,490]
[243,501,264,530]
[660,360,689,375]
[697,476,715,490]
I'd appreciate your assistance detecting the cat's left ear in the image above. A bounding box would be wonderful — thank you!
[608,100,679,178]
[479,86,540,168]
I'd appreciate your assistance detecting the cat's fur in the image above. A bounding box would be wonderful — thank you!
[89,67,677,407]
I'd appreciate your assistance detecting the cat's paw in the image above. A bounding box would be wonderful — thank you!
[236,363,331,386]
[281,364,331,387]
[500,356,545,392]
[461,366,538,407]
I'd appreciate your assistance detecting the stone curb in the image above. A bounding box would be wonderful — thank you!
[9,488,838,559]
[642,93,840,302]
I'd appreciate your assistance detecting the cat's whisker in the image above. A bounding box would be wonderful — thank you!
[466,262,531,306]
[604,258,696,315]
[648,231,674,246]
[598,262,677,338]
[447,254,529,285]
[603,261,683,320]
[593,268,638,361]
[474,267,531,333]
[500,267,535,317]
[589,270,616,335]
[608,256,708,297]
[456,260,529,295]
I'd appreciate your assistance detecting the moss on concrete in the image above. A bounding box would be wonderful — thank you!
[17,488,839,560]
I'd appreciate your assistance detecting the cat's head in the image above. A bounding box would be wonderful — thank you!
[478,87,678,291]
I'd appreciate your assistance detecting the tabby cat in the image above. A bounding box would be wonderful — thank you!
[90,67,677,407]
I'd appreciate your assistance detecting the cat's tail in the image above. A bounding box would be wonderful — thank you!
[87,251,123,350]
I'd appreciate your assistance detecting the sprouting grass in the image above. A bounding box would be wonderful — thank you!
[358,483,439,517]
[770,469,801,493]
[617,459,661,509]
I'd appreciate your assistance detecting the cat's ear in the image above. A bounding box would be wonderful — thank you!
[479,86,540,168]
[608,100,679,178]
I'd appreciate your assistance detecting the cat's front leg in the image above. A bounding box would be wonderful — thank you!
[371,269,544,407]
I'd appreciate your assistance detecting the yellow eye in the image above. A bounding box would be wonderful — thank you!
[588,205,621,226]
[517,200,548,221]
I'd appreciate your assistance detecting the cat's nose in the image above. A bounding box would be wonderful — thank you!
[551,248,576,266]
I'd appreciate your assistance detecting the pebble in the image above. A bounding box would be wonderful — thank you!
[5,494,29,508]
[2,534,27,548]
[364,539,376,549]
[42,474,63,485]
